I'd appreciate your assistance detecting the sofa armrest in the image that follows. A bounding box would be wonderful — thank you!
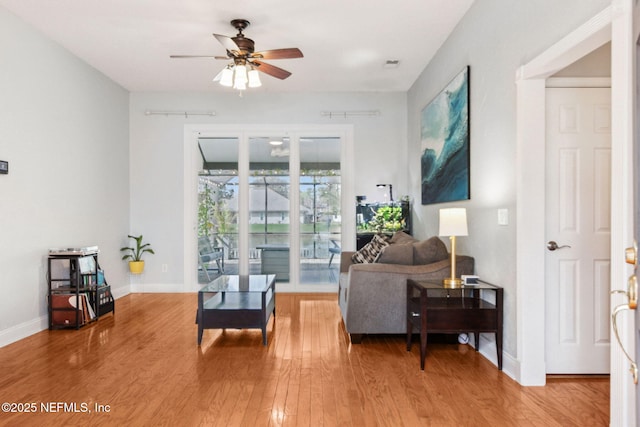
[340,251,355,273]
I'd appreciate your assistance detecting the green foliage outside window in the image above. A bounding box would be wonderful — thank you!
[198,182,234,243]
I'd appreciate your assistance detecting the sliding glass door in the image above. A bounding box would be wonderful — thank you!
[197,137,239,282]
[249,136,290,280]
[299,137,341,285]
[190,126,352,292]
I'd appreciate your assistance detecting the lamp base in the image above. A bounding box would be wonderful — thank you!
[443,278,463,289]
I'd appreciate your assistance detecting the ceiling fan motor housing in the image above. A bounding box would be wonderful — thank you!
[229,19,254,55]
[231,36,255,54]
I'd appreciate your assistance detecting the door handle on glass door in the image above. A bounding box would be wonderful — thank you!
[547,241,571,251]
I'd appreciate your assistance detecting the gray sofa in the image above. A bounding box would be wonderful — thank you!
[338,233,474,343]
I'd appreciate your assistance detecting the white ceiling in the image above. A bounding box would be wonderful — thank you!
[0,0,474,93]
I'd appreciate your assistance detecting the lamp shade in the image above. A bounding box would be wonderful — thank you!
[439,208,468,237]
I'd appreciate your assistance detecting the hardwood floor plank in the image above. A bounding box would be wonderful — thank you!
[0,293,609,426]
[282,355,301,424]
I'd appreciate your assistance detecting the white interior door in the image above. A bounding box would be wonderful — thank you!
[545,87,611,374]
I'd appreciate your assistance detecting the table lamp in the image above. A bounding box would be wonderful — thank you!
[439,208,468,288]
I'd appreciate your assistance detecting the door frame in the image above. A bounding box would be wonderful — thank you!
[182,124,355,293]
[516,1,637,424]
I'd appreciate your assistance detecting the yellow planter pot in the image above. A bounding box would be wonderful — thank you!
[129,261,145,274]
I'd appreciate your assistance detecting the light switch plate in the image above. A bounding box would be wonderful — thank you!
[497,208,509,225]
[0,160,7,174]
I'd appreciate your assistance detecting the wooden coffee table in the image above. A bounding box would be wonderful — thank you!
[197,274,276,345]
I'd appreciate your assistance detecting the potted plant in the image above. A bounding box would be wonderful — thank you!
[120,234,154,274]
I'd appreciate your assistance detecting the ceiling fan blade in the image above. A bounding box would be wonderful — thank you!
[251,60,292,80]
[251,48,303,60]
[213,33,240,55]
[170,55,229,60]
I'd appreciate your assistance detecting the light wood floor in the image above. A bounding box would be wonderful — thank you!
[0,293,608,426]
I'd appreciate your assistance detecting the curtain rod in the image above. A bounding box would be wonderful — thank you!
[145,110,216,118]
[320,110,380,118]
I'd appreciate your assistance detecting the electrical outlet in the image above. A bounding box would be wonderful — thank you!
[161,264,168,273]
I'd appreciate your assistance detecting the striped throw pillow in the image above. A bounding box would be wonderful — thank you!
[351,234,389,264]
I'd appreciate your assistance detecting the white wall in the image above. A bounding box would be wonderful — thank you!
[407,0,610,368]
[0,7,130,346]
[129,91,407,286]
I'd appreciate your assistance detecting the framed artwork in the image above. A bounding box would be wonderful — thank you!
[420,66,470,205]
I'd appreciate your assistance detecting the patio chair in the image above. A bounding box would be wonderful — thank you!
[328,239,341,268]
[198,236,224,281]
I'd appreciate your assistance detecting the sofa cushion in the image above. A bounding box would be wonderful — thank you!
[351,234,389,264]
[377,242,414,265]
[389,231,417,245]
[413,236,449,265]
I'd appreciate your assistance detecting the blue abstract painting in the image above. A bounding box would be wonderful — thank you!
[420,67,470,205]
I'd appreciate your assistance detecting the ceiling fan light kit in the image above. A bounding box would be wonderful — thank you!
[216,66,232,86]
[232,64,248,90]
[172,19,302,92]
[248,69,261,88]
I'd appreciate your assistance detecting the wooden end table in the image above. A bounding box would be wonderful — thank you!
[406,279,503,370]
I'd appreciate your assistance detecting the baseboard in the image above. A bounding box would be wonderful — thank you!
[130,283,191,293]
[110,285,130,299]
[474,334,519,383]
[0,315,48,348]
[0,286,130,349]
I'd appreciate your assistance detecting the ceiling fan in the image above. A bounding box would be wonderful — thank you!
[170,19,303,89]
